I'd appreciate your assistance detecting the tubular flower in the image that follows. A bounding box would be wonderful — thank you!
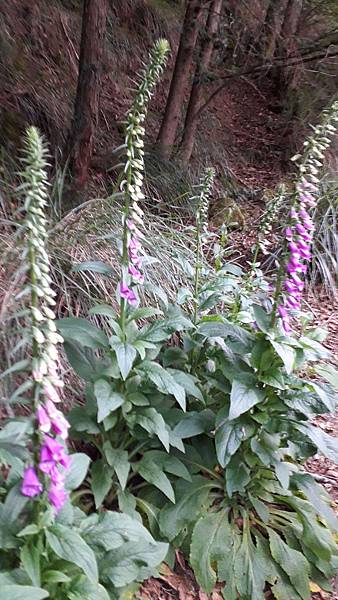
[19,127,69,512]
[118,40,169,306]
[277,98,338,333]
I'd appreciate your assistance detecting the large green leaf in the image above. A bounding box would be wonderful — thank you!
[159,476,214,541]
[21,542,41,586]
[91,459,113,508]
[291,473,338,531]
[190,511,230,592]
[268,527,310,599]
[103,443,130,491]
[137,361,186,410]
[81,511,154,551]
[215,408,251,467]
[136,451,191,502]
[229,379,265,419]
[296,423,338,463]
[101,539,168,587]
[198,319,253,345]
[167,370,203,402]
[315,363,338,390]
[67,576,110,600]
[113,342,137,380]
[63,341,96,381]
[46,524,98,582]
[56,317,109,349]
[127,407,170,451]
[72,260,114,276]
[0,586,49,600]
[234,526,271,600]
[173,409,215,439]
[271,341,296,375]
[94,379,124,422]
[64,453,91,491]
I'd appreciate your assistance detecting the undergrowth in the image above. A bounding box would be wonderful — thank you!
[0,39,338,600]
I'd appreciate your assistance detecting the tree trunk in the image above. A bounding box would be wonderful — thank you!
[281,0,303,40]
[157,0,204,160]
[67,0,107,189]
[263,0,289,61]
[179,0,223,165]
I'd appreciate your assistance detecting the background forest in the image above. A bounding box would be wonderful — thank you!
[0,1,338,600]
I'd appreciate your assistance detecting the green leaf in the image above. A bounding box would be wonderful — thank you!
[56,317,109,349]
[81,511,154,551]
[68,408,100,434]
[167,369,203,402]
[0,359,30,379]
[91,459,113,508]
[67,576,110,600]
[215,412,246,468]
[253,305,271,333]
[198,319,253,345]
[159,476,214,541]
[127,307,163,322]
[65,453,91,491]
[89,304,117,319]
[63,341,96,381]
[101,539,168,587]
[127,407,170,451]
[234,524,270,600]
[190,511,230,593]
[291,473,338,531]
[94,379,124,422]
[46,524,98,582]
[0,586,49,600]
[229,379,265,419]
[268,527,310,599]
[21,543,41,586]
[143,282,168,308]
[296,423,338,463]
[271,340,296,375]
[225,455,250,497]
[113,342,137,380]
[315,363,338,390]
[248,494,270,523]
[136,451,191,502]
[72,260,114,276]
[137,361,186,410]
[103,442,130,490]
[173,409,215,439]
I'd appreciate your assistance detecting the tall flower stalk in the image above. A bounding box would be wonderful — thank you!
[19,127,70,512]
[118,39,170,339]
[193,167,215,323]
[274,97,338,333]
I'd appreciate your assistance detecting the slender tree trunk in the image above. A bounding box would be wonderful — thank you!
[67,0,107,189]
[178,0,222,165]
[263,0,289,61]
[157,0,204,160]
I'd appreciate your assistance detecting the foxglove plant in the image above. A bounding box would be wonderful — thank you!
[276,97,338,333]
[192,167,215,323]
[118,39,169,335]
[19,127,70,512]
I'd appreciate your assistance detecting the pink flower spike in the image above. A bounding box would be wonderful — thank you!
[278,305,288,318]
[285,227,293,240]
[37,405,51,433]
[128,236,141,251]
[289,242,299,253]
[128,265,144,283]
[119,282,138,306]
[296,223,306,236]
[126,219,136,231]
[21,467,43,497]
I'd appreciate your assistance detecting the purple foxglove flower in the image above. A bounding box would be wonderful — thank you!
[48,482,68,512]
[50,466,65,486]
[39,435,70,472]
[302,220,314,231]
[21,466,43,497]
[120,283,138,306]
[278,306,288,318]
[51,411,70,440]
[299,249,311,260]
[289,242,299,253]
[37,405,51,433]
[127,219,136,231]
[290,208,298,219]
[296,223,306,236]
[128,236,141,251]
[128,265,144,284]
[285,227,293,240]
[285,297,300,309]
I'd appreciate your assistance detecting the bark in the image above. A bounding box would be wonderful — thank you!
[263,0,289,61]
[281,0,303,40]
[67,0,107,189]
[157,0,204,159]
[179,0,223,164]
